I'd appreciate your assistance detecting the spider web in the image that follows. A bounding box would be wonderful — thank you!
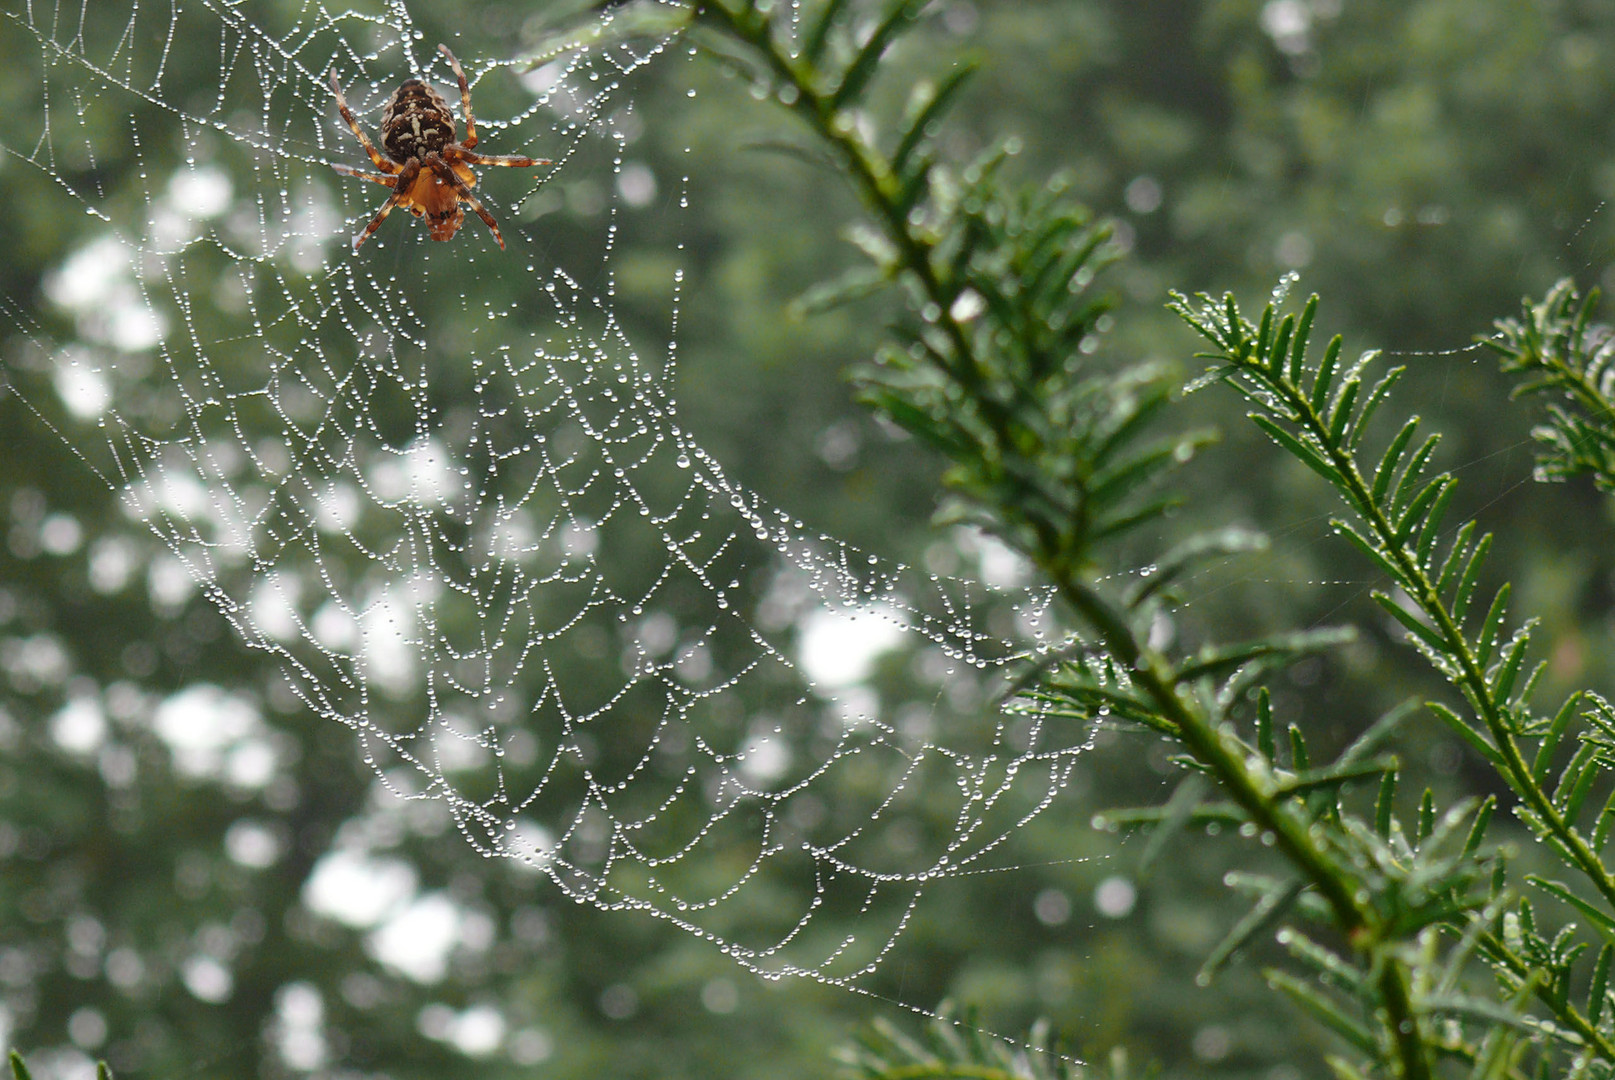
[1,0,1096,989]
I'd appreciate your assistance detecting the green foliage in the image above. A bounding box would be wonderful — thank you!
[835,1006,1101,1080]
[13,1,1615,1078]
[8,1052,110,1080]
[683,2,1615,1078]
[1488,280,1615,493]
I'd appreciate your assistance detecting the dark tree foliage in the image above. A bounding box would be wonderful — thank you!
[7,2,1615,1080]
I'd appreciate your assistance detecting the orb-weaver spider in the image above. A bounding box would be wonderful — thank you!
[329,45,548,250]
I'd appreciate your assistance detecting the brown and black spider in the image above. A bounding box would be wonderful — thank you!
[329,45,549,251]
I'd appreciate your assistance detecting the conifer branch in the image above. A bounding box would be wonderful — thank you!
[690,5,1448,1077]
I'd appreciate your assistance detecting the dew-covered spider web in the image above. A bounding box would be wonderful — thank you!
[1,0,1098,991]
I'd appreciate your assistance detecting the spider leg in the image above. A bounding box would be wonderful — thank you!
[329,68,399,173]
[331,163,399,187]
[431,154,509,249]
[453,148,552,169]
[352,158,420,250]
[438,44,478,150]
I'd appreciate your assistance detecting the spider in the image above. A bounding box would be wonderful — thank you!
[329,44,549,251]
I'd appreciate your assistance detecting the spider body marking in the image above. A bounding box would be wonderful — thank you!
[329,45,550,250]
[380,79,457,161]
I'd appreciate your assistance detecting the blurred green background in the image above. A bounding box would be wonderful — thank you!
[4,1,1615,1078]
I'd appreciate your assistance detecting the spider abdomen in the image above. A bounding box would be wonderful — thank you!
[380,79,457,163]
[332,45,549,250]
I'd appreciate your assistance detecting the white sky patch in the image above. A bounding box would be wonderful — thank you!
[107,300,167,350]
[44,234,169,352]
[826,684,880,725]
[355,577,434,692]
[29,1052,98,1080]
[521,60,565,95]
[501,821,556,872]
[275,982,327,1071]
[1,642,65,698]
[1260,0,1313,54]
[635,611,677,655]
[248,570,303,643]
[796,602,909,688]
[147,553,198,608]
[1094,875,1138,918]
[225,819,283,868]
[311,600,359,652]
[104,948,144,989]
[226,738,278,788]
[314,481,362,534]
[369,437,458,507]
[559,518,598,560]
[125,466,210,522]
[451,1004,505,1056]
[419,1002,506,1057]
[44,236,130,309]
[672,640,713,684]
[948,287,985,322]
[485,508,538,564]
[181,955,233,1003]
[287,187,344,275]
[53,349,113,419]
[2,633,71,689]
[67,1007,107,1050]
[303,848,418,928]
[508,1027,554,1065]
[150,684,276,785]
[166,164,234,219]
[433,716,492,772]
[738,729,791,788]
[970,531,1032,591]
[616,162,657,208]
[50,695,108,756]
[121,463,259,571]
[39,512,83,555]
[367,892,466,984]
[1033,887,1073,926]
